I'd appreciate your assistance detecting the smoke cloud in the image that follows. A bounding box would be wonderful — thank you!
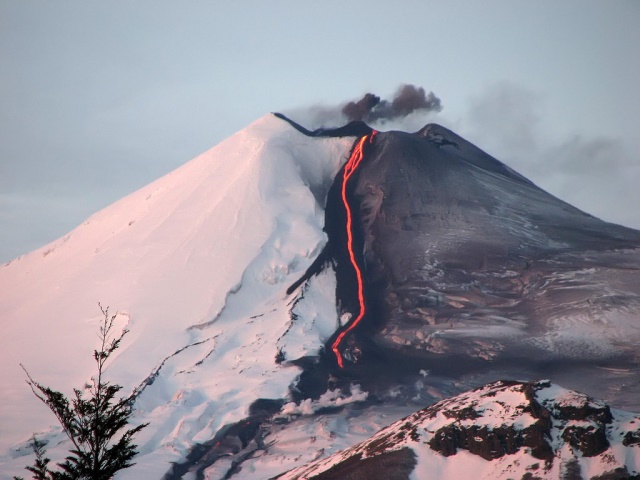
[458,82,640,230]
[287,81,640,232]
[283,84,443,131]
[342,93,382,123]
[342,84,442,122]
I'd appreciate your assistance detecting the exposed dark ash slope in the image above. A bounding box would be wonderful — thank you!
[278,113,640,409]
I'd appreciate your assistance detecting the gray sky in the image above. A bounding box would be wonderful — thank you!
[1,1,639,263]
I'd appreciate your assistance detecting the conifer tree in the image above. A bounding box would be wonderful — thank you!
[19,304,148,480]
[12,435,51,480]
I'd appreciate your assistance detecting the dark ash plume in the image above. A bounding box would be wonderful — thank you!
[391,84,442,117]
[342,84,442,123]
[342,93,381,122]
[281,83,443,131]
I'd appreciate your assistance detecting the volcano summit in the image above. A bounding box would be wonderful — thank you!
[1,114,639,479]
[279,114,640,411]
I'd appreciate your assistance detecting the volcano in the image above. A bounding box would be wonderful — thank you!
[1,114,639,479]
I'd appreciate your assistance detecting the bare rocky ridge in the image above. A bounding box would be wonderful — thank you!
[278,381,640,480]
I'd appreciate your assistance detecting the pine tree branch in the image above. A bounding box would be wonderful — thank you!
[20,304,147,479]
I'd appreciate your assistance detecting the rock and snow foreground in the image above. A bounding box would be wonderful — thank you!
[279,380,640,480]
[1,113,639,479]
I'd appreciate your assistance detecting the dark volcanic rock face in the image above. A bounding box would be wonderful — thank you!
[298,448,416,480]
[301,120,640,409]
[278,381,640,480]
[428,380,615,461]
[354,125,640,354]
[269,114,640,478]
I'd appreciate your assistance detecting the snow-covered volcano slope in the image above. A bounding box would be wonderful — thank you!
[279,380,640,480]
[0,115,355,478]
[3,112,640,479]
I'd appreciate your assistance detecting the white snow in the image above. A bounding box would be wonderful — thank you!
[0,114,355,478]
[229,404,415,480]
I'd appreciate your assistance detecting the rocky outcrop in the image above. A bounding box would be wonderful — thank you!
[277,381,640,480]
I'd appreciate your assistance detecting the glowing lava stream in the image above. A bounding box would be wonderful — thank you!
[331,131,378,368]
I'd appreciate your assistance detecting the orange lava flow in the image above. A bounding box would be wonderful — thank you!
[331,131,377,368]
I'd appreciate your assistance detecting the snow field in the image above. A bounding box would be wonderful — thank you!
[0,115,355,478]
